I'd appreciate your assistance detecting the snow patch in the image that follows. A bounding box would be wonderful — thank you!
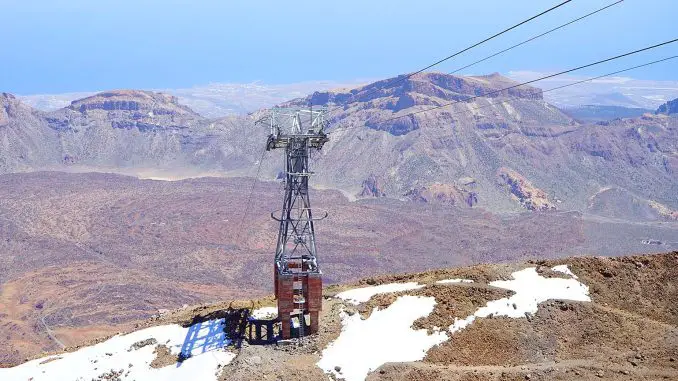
[448,267,590,333]
[0,319,235,381]
[250,306,278,319]
[318,266,590,380]
[551,264,578,279]
[317,295,447,381]
[435,278,474,284]
[334,282,424,305]
[449,316,476,333]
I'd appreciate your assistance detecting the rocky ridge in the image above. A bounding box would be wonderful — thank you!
[297,74,678,213]
[657,97,678,115]
[497,167,557,211]
[69,90,195,114]
[1,75,678,215]
[0,93,61,174]
[404,183,478,207]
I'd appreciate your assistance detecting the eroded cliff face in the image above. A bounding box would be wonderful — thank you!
[0,89,268,174]
[359,174,387,198]
[68,90,197,116]
[497,167,557,211]
[405,183,478,207]
[302,72,543,108]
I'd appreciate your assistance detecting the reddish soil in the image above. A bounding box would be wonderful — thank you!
[5,252,677,381]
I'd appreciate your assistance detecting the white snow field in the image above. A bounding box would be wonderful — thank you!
[320,265,590,380]
[250,306,278,319]
[435,278,474,284]
[317,295,448,381]
[334,282,424,305]
[0,318,236,381]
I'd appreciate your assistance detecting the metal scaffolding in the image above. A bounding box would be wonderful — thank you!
[257,107,328,339]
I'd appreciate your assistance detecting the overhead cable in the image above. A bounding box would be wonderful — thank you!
[374,38,678,124]
[448,0,624,74]
[326,0,575,115]
[440,55,678,121]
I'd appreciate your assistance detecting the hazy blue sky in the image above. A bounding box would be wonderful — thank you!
[1,0,676,94]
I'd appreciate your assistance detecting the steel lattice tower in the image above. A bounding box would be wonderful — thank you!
[259,107,328,339]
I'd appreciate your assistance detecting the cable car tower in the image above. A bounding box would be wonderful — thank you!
[258,107,328,339]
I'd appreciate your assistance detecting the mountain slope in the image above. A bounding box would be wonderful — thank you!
[2,73,678,214]
[290,72,574,211]
[563,105,652,123]
[1,90,267,177]
[299,73,678,213]
[2,171,676,367]
[45,90,268,172]
[0,93,61,173]
[2,252,677,381]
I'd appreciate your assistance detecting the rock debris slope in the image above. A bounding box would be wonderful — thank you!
[3,171,675,367]
[2,252,676,381]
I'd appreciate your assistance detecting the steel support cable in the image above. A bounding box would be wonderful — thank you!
[372,38,678,125]
[331,1,619,164]
[440,55,678,121]
[539,55,678,97]
[448,0,624,75]
[236,148,268,241]
[324,0,575,117]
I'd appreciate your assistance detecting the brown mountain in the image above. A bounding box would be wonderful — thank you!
[300,73,678,214]
[2,171,677,366]
[0,93,61,173]
[2,89,266,176]
[3,74,678,216]
[1,74,678,366]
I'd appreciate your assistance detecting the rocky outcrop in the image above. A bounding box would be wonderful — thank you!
[497,167,556,211]
[648,200,678,221]
[45,90,208,136]
[1,93,40,127]
[297,72,545,136]
[359,174,386,197]
[0,89,266,174]
[404,183,478,207]
[0,93,62,173]
[293,72,543,108]
[656,98,678,115]
[365,114,420,136]
[68,90,197,116]
[302,73,543,136]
